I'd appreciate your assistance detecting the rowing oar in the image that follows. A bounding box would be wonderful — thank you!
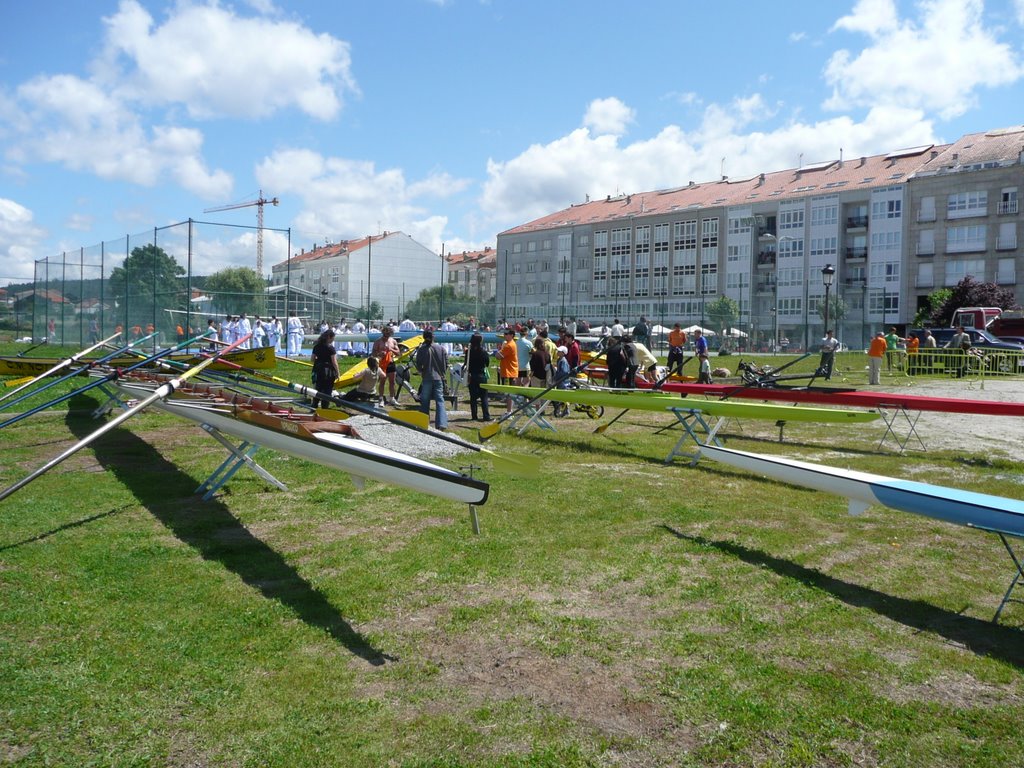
[16,338,49,357]
[0,335,250,503]
[479,339,609,441]
[715,352,814,401]
[0,332,157,413]
[193,356,431,430]
[0,331,210,430]
[0,331,123,407]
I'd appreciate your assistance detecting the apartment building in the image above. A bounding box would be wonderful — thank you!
[446,247,497,303]
[496,126,1024,349]
[270,231,442,321]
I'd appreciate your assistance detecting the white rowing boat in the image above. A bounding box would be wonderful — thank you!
[114,376,489,505]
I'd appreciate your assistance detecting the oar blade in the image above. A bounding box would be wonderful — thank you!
[388,409,429,429]
[487,449,539,477]
[478,419,503,441]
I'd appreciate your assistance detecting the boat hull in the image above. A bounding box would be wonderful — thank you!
[639,379,1024,417]
[482,384,880,423]
[114,379,488,505]
[0,347,276,376]
[700,444,1024,537]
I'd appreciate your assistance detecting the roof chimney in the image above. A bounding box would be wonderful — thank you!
[858,156,866,167]
[757,173,765,186]
[930,150,939,160]
[952,152,959,165]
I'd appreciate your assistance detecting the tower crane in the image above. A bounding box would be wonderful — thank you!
[203,190,279,276]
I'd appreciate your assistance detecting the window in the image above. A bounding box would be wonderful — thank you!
[700,261,718,294]
[542,239,551,250]
[700,218,719,250]
[870,231,901,251]
[809,236,838,258]
[810,205,838,227]
[777,238,804,259]
[577,280,589,293]
[777,267,804,287]
[869,261,900,283]
[575,256,589,269]
[918,196,936,222]
[945,259,985,285]
[779,209,804,230]
[868,293,898,314]
[997,222,1017,250]
[1000,188,1019,215]
[557,234,571,251]
[672,262,696,296]
[578,234,589,247]
[527,241,537,252]
[778,297,802,317]
[513,243,522,253]
[947,191,988,218]
[946,225,987,253]
[871,199,901,219]
[916,262,934,287]
[997,258,1015,284]
[511,263,521,274]
[917,230,935,256]
[727,216,752,235]
[673,220,697,253]
[526,262,536,273]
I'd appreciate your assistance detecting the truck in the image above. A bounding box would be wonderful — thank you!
[950,306,1024,340]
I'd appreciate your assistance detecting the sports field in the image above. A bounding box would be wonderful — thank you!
[1,346,1022,766]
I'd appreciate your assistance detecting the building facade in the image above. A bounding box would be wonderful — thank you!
[446,247,497,303]
[270,231,443,322]
[495,126,1024,349]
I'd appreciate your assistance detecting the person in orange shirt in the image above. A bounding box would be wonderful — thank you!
[867,331,887,385]
[666,323,688,376]
[905,333,920,375]
[496,328,521,414]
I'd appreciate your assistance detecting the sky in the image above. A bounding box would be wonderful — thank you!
[2,0,1024,287]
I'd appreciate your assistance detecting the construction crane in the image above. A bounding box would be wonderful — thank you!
[204,190,279,276]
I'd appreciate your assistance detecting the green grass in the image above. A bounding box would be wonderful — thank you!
[0,340,1022,766]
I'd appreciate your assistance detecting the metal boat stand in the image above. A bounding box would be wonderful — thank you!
[194,423,287,501]
[876,405,927,454]
[506,397,556,435]
[90,382,134,418]
[664,408,725,465]
[993,533,1024,623]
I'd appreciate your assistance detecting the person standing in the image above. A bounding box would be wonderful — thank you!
[884,326,903,371]
[818,329,840,380]
[632,316,649,346]
[371,325,402,405]
[496,328,520,413]
[622,334,639,387]
[266,316,280,351]
[610,318,625,338]
[416,330,449,430]
[605,336,627,388]
[905,332,920,375]
[529,337,551,388]
[237,313,252,350]
[310,329,339,409]
[89,318,100,344]
[564,331,581,372]
[516,328,533,385]
[286,312,304,356]
[667,323,688,376]
[693,329,711,384]
[867,331,887,385]
[464,333,492,421]
[945,325,971,378]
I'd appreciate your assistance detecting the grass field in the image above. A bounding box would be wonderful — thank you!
[1,342,1022,766]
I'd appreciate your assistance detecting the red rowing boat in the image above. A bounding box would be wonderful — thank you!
[637,378,1024,417]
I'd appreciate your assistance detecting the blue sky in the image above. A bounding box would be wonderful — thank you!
[2,0,1023,286]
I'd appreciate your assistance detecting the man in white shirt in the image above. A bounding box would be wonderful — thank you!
[610,318,625,338]
[286,312,304,356]
[351,318,367,356]
[818,329,840,380]
[237,313,252,349]
[399,315,417,332]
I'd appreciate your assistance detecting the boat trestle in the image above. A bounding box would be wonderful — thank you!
[876,405,927,454]
[195,423,288,500]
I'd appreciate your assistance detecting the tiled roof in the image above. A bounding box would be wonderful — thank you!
[447,246,494,265]
[499,142,955,235]
[272,232,393,269]
[914,126,1024,175]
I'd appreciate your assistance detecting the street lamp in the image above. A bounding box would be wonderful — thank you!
[821,264,835,336]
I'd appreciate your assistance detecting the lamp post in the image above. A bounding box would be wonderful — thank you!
[821,264,835,336]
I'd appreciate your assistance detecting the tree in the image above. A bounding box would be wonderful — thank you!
[404,285,475,324]
[204,266,266,315]
[108,244,185,324]
[930,276,1017,326]
[913,288,951,327]
[355,301,383,323]
[705,295,739,333]
[817,295,847,327]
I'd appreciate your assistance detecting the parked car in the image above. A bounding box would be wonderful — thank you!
[913,327,1024,351]
[997,336,1024,346]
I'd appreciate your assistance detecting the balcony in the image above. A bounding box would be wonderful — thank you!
[999,200,1020,215]
[846,215,868,229]
[915,275,934,288]
[757,224,777,238]
[845,246,868,260]
[917,208,937,222]
[757,251,776,266]
[997,272,1016,285]
[916,242,936,256]
[756,279,776,294]
[947,240,987,254]
[997,235,1018,250]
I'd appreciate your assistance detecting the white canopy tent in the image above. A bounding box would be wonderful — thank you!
[722,327,749,338]
[682,325,716,336]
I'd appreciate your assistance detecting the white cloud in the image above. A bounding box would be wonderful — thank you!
[824,0,1023,119]
[480,99,938,230]
[98,0,358,121]
[11,74,232,199]
[0,198,46,284]
[583,97,636,136]
[1015,0,1024,25]
[789,31,807,42]
[255,149,471,253]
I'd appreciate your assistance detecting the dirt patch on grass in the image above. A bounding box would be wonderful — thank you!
[883,671,1024,709]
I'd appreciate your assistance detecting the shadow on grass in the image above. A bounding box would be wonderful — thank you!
[63,398,394,666]
[0,507,128,552]
[661,525,1024,667]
